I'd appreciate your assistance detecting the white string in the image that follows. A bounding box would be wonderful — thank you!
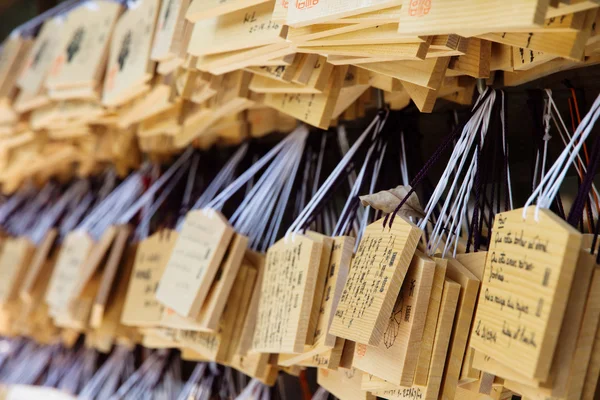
[207,128,306,211]
[288,113,384,236]
[500,91,514,210]
[524,92,600,220]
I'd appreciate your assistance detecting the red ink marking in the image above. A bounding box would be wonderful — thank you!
[295,0,318,10]
[408,0,431,17]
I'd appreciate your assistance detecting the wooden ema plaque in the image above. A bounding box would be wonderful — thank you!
[318,367,376,400]
[151,0,190,61]
[471,247,593,394]
[185,0,272,22]
[330,216,422,346]
[439,258,481,400]
[469,208,582,381]
[263,65,348,129]
[45,230,94,311]
[0,237,35,304]
[278,235,354,366]
[353,250,435,386]
[45,1,122,91]
[396,0,546,36]
[370,278,461,400]
[252,233,324,353]
[187,1,287,57]
[156,209,235,318]
[121,230,178,327]
[286,0,401,27]
[192,233,249,330]
[17,17,64,97]
[102,0,160,107]
[20,229,57,304]
[413,257,447,386]
[178,263,257,363]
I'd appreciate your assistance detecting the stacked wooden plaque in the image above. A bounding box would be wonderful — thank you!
[1,0,600,188]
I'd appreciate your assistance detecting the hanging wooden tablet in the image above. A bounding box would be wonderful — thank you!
[278,235,354,366]
[90,226,131,328]
[396,0,547,36]
[178,263,256,363]
[156,209,235,318]
[45,231,95,311]
[369,278,461,400]
[286,0,402,27]
[251,233,323,353]
[469,208,582,381]
[14,17,65,113]
[470,249,596,395]
[353,250,434,385]
[185,0,272,22]
[68,226,119,304]
[19,229,58,304]
[102,0,161,107]
[45,1,122,94]
[329,217,422,346]
[0,237,35,304]
[583,281,600,399]
[318,367,376,400]
[262,65,348,129]
[92,244,138,352]
[439,258,481,400]
[151,0,191,61]
[194,233,249,330]
[295,337,346,369]
[0,36,32,122]
[455,251,488,382]
[187,1,287,57]
[413,257,447,386]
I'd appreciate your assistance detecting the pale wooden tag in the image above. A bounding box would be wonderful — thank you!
[185,0,272,22]
[102,0,160,106]
[439,258,481,400]
[45,1,122,90]
[455,251,488,383]
[178,263,256,363]
[17,17,64,96]
[252,233,323,353]
[92,244,137,352]
[156,209,235,318]
[90,226,131,328]
[45,231,94,310]
[194,233,249,330]
[470,208,582,381]
[318,367,376,400]
[0,237,35,304]
[234,251,265,355]
[187,1,287,57]
[121,229,178,327]
[278,235,354,366]
[369,278,461,400]
[295,337,346,369]
[151,0,191,61]
[413,257,447,386]
[262,65,348,129]
[354,250,435,385]
[286,0,402,27]
[330,216,422,346]
[472,253,596,397]
[397,0,546,36]
[20,229,58,304]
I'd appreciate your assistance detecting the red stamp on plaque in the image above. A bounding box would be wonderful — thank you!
[295,0,318,10]
[282,0,288,8]
[356,343,367,358]
[408,0,431,17]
